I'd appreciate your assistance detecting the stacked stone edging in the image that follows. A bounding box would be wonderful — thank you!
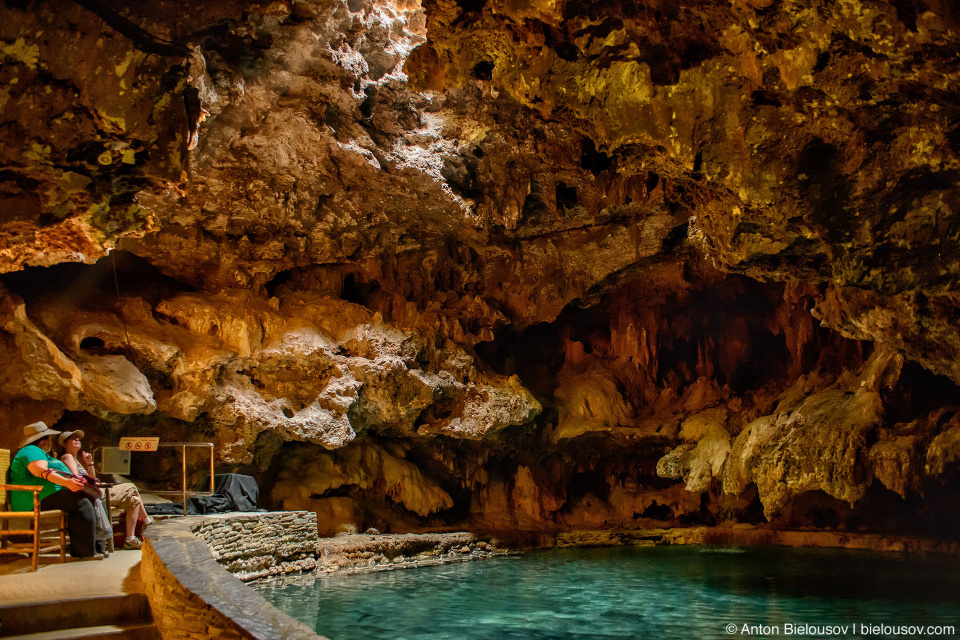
[191,512,319,581]
[185,512,508,584]
[143,514,324,640]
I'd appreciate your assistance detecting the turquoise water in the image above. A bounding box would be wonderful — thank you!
[257,545,960,639]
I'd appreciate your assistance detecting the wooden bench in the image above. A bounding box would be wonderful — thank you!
[0,448,67,571]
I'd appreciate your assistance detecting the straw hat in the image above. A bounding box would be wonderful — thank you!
[57,430,86,446]
[19,421,62,448]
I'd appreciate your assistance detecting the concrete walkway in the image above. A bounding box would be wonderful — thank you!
[0,549,143,606]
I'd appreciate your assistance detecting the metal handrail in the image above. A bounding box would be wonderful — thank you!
[146,443,215,517]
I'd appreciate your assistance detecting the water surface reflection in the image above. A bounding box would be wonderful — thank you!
[257,545,960,639]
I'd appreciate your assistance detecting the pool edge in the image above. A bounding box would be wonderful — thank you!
[143,516,325,640]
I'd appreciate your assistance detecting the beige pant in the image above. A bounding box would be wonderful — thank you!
[109,482,142,512]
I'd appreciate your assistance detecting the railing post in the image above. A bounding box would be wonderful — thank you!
[146,443,216,512]
[182,445,188,517]
[209,443,215,495]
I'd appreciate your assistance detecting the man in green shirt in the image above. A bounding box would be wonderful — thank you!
[10,422,97,558]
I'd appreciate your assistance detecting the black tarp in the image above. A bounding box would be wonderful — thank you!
[145,473,262,515]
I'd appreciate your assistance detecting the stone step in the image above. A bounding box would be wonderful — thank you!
[0,623,160,640]
[0,594,152,637]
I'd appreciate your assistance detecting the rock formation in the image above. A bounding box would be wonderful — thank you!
[1,0,959,539]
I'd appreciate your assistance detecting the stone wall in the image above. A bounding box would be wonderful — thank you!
[187,512,509,583]
[143,516,322,640]
[141,543,252,640]
[191,512,319,582]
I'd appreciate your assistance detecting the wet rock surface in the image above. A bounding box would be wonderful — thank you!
[2,0,960,541]
[309,532,507,577]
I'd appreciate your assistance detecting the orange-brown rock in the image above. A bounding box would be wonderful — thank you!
[0,272,539,469]
[1,0,960,541]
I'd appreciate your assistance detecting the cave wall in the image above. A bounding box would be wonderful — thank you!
[2,0,960,539]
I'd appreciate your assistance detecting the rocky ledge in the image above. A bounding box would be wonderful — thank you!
[310,532,508,577]
[555,526,960,555]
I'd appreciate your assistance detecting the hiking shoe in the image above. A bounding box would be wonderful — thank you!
[123,537,143,550]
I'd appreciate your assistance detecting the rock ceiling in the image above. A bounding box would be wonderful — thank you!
[1,0,959,534]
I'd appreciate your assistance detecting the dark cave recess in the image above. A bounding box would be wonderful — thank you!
[0,250,193,308]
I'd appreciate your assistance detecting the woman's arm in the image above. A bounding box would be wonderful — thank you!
[80,451,96,478]
[26,460,84,492]
[61,453,81,476]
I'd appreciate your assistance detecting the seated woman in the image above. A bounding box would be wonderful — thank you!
[9,422,98,558]
[59,430,153,550]
[56,431,111,555]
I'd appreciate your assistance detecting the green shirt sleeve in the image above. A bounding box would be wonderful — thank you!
[9,445,68,511]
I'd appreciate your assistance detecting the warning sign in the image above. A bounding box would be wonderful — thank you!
[118,437,160,452]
